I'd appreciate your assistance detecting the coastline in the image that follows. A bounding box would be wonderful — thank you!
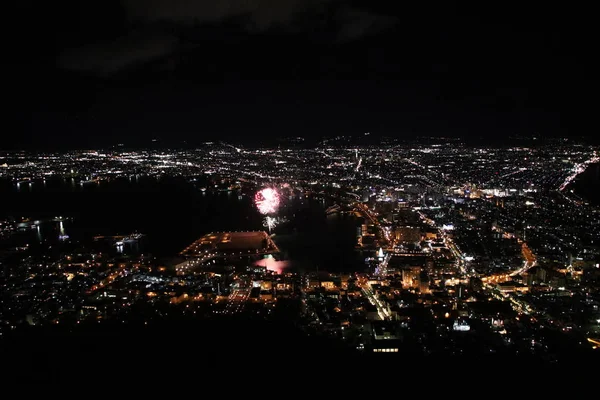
[567,162,600,206]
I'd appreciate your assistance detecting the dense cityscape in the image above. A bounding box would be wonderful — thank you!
[2,136,599,368]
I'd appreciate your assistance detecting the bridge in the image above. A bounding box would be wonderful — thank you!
[93,233,144,242]
[325,204,341,214]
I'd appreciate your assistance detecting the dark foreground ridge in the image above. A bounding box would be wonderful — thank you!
[3,319,599,383]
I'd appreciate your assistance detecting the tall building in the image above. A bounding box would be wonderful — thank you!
[402,267,421,289]
[419,270,430,294]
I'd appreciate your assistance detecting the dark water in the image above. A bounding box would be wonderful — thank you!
[1,176,262,256]
[0,177,363,272]
[572,162,600,205]
[275,198,364,273]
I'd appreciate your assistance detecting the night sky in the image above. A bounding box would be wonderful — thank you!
[9,1,599,149]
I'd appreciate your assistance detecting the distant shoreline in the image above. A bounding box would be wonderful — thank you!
[569,162,600,206]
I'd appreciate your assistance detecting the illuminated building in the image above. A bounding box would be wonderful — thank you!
[394,226,422,244]
[453,319,471,332]
[496,281,515,293]
[402,267,421,289]
[320,280,335,289]
[370,321,401,353]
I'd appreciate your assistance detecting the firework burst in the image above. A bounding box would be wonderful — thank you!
[263,216,278,233]
[255,187,280,215]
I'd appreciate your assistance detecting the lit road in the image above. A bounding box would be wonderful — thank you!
[375,253,392,277]
[353,202,391,246]
[87,266,129,294]
[353,202,378,226]
[423,211,543,318]
[443,227,540,316]
[509,241,537,277]
[418,208,464,275]
[361,284,391,320]
[440,229,468,277]
[403,158,444,186]
[224,287,250,314]
[360,196,547,323]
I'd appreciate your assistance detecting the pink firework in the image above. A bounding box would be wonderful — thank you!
[255,188,280,215]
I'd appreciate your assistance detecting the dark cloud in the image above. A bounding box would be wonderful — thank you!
[55,1,398,76]
[57,30,179,76]
[333,7,398,42]
[121,0,398,36]
[121,0,334,29]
